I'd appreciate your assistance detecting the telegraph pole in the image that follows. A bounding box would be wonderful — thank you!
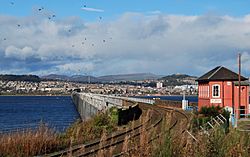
[238,53,241,120]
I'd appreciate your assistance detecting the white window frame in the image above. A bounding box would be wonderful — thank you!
[207,86,209,98]
[212,84,220,98]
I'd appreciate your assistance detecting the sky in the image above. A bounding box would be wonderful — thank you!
[1,0,250,77]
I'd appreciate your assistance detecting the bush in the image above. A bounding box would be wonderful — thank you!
[63,110,118,146]
[109,107,119,124]
[200,106,222,117]
[192,106,230,132]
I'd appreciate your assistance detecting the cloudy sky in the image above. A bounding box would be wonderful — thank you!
[1,0,250,77]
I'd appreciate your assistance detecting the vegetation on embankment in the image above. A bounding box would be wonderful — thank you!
[152,106,250,157]
[119,106,250,157]
[192,106,230,131]
[61,108,118,146]
[153,126,250,157]
[0,109,118,157]
[1,105,250,157]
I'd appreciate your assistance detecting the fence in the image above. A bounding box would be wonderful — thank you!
[231,108,250,128]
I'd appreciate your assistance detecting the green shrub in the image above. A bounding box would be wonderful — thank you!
[192,106,230,132]
[200,106,222,117]
[109,107,119,124]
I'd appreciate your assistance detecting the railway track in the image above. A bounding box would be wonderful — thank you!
[114,104,190,157]
[44,103,189,157]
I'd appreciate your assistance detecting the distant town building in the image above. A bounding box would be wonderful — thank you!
[156,82,163,88]
[196,66,249,117]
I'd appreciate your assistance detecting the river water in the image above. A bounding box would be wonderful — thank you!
[0,95,199,133]
[0,96,79,133]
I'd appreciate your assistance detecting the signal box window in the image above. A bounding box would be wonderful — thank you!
[212,85,220,98]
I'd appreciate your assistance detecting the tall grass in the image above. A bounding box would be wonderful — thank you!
[0,124,64,157]
[2,107,250,157]
[62,112,117,146]
[153,125,250,157]
[0,112,117,157]
[120,110,159,157]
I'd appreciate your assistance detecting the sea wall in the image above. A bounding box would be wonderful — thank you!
[71,93,148,123]
[72,92,124,120]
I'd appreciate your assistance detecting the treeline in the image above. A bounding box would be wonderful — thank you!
[0,75,41,82]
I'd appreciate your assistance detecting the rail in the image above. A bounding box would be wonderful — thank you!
[45,93,189,157]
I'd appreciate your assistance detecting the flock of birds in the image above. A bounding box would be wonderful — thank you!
[2,1,112,50]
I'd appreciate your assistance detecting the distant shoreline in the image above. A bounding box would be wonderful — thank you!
[0,94,71,96]
[134,94,198,97]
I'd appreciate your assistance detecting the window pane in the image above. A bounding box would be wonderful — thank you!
[213,85,219,97]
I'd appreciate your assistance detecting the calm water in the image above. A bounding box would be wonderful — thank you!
[136,95,198,102]
[0,96,79,133]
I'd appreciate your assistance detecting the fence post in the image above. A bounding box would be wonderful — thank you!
[186,130,198,142]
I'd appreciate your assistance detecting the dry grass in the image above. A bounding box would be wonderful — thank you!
[120,110,156,157]
[0,112,117,157]
[3,107,249,157]
[62,112,117,146]
[96,130,108,157]
[154,124,250,157]
[118,109,250,157]
[0,124,65,157]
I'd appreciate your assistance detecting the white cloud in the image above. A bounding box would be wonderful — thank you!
[56,62,95,74]
[5,46,36,60]
[81,7,104,12]
[1,13,250,76]
[148,10,161,14]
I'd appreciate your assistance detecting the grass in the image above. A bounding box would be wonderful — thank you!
[0,124,63,157]
[118,107,250,157]
[63,111,117,146]
[2,105,250,157]
[0,111,118,157]
[150,106,250,157]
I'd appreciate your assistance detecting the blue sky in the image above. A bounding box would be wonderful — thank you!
[1,0,250,76]
[1,0,250,20]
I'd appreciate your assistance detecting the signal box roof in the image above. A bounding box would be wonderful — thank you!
[196,66,248,82]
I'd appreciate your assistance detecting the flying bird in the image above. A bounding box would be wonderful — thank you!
[92,44,94,46]
[103,40,106,42]
[3,38,6,40]
[10,2,14,5]
[38,7,44,11]
[17,24,21,27]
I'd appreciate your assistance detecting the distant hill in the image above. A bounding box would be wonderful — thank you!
[41,74,99,82]
[160,74,196,80]
[41,74,70,81]
[70,75,100,82]
[159,74,197,86]
[41,73,161,83]
[98,73,161,82]
[0,75,41,82]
